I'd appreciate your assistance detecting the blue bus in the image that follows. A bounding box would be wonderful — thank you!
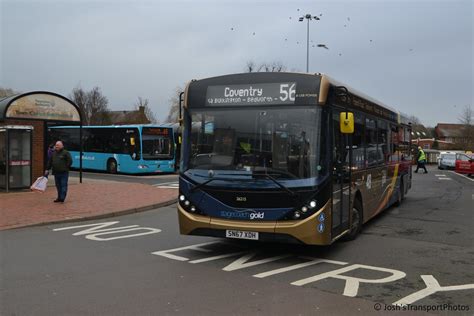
[48,125,176,174]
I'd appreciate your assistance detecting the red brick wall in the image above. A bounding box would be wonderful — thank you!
[4,119,45,183]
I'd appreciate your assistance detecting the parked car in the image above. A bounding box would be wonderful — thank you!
[455,153,474,176]
[437,151,457,170]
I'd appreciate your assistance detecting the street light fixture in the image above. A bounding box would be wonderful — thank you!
[299,13,320,73]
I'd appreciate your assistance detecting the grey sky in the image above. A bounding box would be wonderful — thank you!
[1,0,472,126]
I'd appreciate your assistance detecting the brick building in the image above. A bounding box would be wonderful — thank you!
[411,138,457,150]
[435,123,470,144]
[0,91,82,191]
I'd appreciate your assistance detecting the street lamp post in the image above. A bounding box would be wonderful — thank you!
[299,14,320,73]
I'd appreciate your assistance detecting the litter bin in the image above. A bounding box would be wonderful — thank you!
[0,125,33,192]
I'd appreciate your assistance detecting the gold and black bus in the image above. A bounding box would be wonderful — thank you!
[177,72,412,245]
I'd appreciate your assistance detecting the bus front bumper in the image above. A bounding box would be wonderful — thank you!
[177,201,332,245]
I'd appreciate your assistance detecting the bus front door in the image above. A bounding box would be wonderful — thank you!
[331,111,352,239]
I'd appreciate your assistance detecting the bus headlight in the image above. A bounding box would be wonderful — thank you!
[138,165,149,169]
[178,193,201,214]
[289,199,318,220]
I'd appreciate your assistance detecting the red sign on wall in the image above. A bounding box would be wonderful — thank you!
[9,160,31,166]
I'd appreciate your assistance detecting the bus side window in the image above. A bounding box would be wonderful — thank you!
[377,119,388,164]
[391,125,399,162]
[365,117,377,167]
[352,113,365,169]
[332,112,342,165]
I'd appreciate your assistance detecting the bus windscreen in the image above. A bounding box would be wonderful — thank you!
[142,127,173,160]
[186,107,325,180]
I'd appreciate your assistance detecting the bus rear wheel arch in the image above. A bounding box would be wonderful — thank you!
[107,158,118,174]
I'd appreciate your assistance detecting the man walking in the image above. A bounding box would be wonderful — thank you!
[415,146,428,174]
[45,141,73,202]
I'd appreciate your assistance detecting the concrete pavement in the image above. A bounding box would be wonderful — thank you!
[0,178,177,230]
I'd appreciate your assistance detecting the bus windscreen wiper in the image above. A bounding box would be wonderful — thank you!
[189,177,217,193]
[252,169,297,197]
[189,169,298,197]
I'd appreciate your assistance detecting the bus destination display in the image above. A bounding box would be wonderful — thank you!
[143,128,169,136]
[206,82,296,106]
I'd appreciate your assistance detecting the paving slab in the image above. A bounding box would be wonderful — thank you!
[0,181,177,230]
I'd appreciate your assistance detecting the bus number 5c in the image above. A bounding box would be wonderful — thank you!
[280,83,296,102]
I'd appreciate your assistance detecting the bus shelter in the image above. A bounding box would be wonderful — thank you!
[0,91,83,191]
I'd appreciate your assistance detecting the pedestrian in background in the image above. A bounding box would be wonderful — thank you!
[47,142,55,161]
[44,141,73,202]
[415,146,428,173]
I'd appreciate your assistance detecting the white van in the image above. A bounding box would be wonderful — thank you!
[437,152,456,169]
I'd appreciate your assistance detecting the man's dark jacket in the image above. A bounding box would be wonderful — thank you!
[47,149,73,174]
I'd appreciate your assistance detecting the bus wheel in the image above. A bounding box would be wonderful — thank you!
[107,159,117,174]
[343,199,363,241]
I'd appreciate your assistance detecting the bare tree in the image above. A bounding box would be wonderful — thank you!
[88,87,111,125]
[245,61,256,73]
[70,86,88,122]
[245,61,287,73]
[70,86,110,125]
[408,115,421,126]
[458,105,473,150]
[166,86,184,123]
[134,97,157,123]
[0,87,19,98]
[458,105,473,126]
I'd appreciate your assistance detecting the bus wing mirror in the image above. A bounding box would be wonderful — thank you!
[179,91,184,126]
[340,112,354,134]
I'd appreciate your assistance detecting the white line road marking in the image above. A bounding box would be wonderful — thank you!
[253,257,347,278]
[189,251,248,264]
[152,241,474,305]
[151,242,220,261]
[153,181,179,188]
[152,181,178,186]
[223,252,292,271]
[435,173,452,180]
[393,275,474,306]
[291,264,406,297]
[53,221,161,241]
[449,171,474,182]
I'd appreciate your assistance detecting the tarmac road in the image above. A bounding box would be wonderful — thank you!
[1,166,473,315]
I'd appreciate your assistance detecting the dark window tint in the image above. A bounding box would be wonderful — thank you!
[365,117,378,166]
[48,128,80,151]
[352,113,365,169]
[50,127,140,156]
[377,120,388,163]
[390,125,399,162]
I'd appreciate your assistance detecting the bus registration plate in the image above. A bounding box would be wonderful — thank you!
[225,230,259,240]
